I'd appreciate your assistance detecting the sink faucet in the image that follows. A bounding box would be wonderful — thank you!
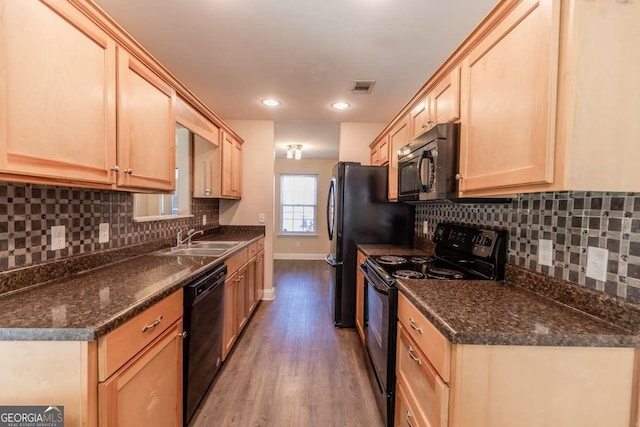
[176,228,204,248]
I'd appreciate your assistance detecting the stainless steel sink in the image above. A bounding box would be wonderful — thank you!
[190,241,241,249]
[154,247,228,257]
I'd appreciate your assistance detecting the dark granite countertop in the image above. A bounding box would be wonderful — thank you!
[358,244,640,348]
[0,228,264,341]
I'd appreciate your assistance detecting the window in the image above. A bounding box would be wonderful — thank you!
[280,174,317,234]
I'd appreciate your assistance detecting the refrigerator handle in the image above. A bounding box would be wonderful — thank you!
[326,179,334,240]
[325,254,342,267]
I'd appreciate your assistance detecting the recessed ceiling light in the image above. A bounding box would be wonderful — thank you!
[331,102,350,110]
[261,99,281,107]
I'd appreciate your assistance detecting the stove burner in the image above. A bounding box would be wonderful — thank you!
[392,270,425,279]
[426,267,465,280]
[409,256,434,264]
[377,255,407,265]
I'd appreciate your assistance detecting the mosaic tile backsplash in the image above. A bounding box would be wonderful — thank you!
[0,182,220,271]
[414,192,640,303]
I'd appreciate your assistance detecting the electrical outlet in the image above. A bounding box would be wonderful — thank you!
[538,239,553,266]
[258,213,265,224]
[423,221,429,235]
[51,225,66,250]
[98,223,109,244]
[586,246,608,282]
[202,215,207,226]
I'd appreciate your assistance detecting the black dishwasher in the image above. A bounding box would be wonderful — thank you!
[183,263,227,425]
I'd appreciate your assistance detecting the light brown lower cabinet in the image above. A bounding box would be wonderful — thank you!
[395,380,418,427]
[222,239,265,361]
[0,289,184,426]
[396,292,640,427]
[98,320,183,426]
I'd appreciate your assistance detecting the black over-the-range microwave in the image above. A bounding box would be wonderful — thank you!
[397,123,460,202]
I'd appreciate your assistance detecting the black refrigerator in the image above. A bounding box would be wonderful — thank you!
[325,162,414,327]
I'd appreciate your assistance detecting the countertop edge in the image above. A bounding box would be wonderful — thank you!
[0,230,265,342]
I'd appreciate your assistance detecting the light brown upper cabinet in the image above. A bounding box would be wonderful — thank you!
[458,0,559,195]
[0,0,117,187]
[175,97,219,146]
[116,49,176,192]
[221,131,243,199]
[369,135,389,166]
[192,130,243,200]
[409,67,461,141]
[388,117,409,201]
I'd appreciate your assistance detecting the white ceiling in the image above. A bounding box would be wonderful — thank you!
[94,0,497,157]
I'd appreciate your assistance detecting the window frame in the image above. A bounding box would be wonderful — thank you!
[279,173,318,236]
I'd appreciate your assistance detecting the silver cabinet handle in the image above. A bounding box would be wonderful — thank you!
[421,124,427,129]
[141,315,163,333]
[455,173,463,180]
[408,345,422,365]
[406,410,414,427]
[124,168,133,175]
[409,318,423,334]
[179,331,187,339]
[427,119,433,124]
[110,166,120,172]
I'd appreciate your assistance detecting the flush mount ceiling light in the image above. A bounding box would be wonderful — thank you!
[331,101,350,110]
[261,99,281,107]
[286,144,303,160]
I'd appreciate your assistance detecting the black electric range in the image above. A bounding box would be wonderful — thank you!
[360,223,507,427]
[366,223,508,284]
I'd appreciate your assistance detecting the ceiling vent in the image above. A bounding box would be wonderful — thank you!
[351,80,376,95]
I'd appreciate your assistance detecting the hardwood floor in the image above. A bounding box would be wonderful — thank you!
[191,260,383,427]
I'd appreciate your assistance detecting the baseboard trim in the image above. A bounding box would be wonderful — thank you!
[274,253,326,260]
[262,287,275,300]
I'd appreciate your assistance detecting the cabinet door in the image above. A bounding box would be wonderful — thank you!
[355,251,366,346]
[247,258,257,314]
[236,266,248,332]
[430,67,460,126]
[378,136,390,165]
[388,118,408,201]
[222,273,238,361]
[117,48,176,191]
[255,251,264,301]
[193,133,218,197]
[232,139,243,197]
[0,0,116,186]
[409,97,430,141]
[459,0,560,193]
[370,145,379,166]
[99,320,183,427]
[220,131,235,197]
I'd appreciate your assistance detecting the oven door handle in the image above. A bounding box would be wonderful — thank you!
[361,265,390,296]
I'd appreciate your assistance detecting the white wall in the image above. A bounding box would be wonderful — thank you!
[219,120,275,298]
[273,158,336,259]
[339,122,386,164]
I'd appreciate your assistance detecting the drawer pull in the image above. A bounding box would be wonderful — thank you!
[408,345,422,365]
[406,410,414,427]
[409,318,423,334]
[141,315,163,333]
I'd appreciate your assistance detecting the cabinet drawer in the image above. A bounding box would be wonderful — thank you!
[395,380,422,427]
[98,290,183,381]
[397,323,449,427]
[225,247,248,274]
[398,292,451,382]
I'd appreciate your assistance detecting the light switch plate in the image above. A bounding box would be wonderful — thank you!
[538,239,553,266]
[259,213,265,224]
[202,215,207,226]
[423,221,429,235]
[98,223,109,244]
[51,225,66,250]
[586,246,608,282]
